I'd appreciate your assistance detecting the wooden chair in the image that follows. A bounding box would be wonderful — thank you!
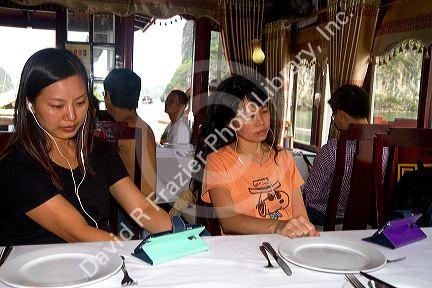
[95,121,143,239]
[324,124,390,231]
[373,128,432,225]
[195,198,222,236]
[389,118,417,128]
[0,132,13,153]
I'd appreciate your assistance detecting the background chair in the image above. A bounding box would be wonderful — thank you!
[195,199,222,236]
[95,121,143,239]
[389,118,417,128]
[0,132,13,153]
[373,128,432,225]
[324,124,390,231]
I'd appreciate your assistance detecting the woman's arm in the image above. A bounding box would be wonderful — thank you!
[26,195,116,242]
[110,177,172,234]
[209,187,319,237]
[289,187,320,236]
[292,187,310,219]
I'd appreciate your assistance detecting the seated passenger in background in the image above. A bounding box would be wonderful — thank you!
[303,84,369,226]
[104,68,156,199]
[0,49,171,246]
[160,89,191,144]
[193,75,319,238]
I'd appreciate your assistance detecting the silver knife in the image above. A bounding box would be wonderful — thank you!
[360,271,396,288]
[262,242,292,276]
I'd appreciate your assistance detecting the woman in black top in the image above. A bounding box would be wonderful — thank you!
[0,48,172,245]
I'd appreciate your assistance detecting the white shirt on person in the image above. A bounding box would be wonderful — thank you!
[162,116,191,144]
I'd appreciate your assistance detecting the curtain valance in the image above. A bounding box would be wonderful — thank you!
[11,0,218,19]
[372,0,432,57]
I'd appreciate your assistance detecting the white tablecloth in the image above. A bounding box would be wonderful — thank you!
[156,145,194,204]
[1,229,431,288]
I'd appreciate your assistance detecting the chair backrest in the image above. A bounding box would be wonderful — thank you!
[96,121,142,187]
[0,132,13,153]
[324,124,390,231]
[389,118,417,128]
[195,197,222,236]
[95,121,143,238]
[373,128,432,225]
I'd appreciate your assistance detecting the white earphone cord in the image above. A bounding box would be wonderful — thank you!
[233,129,277,196]
[234,128,275,166]
[29,107,98,229]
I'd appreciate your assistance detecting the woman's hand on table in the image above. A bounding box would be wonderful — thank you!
[274,216,320,238]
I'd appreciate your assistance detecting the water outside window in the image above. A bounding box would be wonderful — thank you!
[209,31,230,96]
[294,63,315,144]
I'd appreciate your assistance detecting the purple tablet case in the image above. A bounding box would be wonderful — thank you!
[363,214,427,249]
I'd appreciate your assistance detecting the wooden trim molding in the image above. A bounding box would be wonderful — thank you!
[418,44,432,128]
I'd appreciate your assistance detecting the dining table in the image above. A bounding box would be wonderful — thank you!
[155,144,195,204]
[0,229,431,288]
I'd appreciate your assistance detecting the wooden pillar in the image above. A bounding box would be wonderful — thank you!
[362,62,375,123]
[55,5,66,49]
[190,18,211,145]
[418,44,432,128]
[123,16,134,69]
[114,16,134,69]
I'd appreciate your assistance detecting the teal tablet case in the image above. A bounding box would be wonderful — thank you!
[132,216,209,265]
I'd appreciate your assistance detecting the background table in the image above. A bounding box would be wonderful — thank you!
[156,145,194,204]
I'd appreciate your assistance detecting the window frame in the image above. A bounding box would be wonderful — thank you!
[291,59,322,151]
[65,10,116,103]
[366,41,431,129]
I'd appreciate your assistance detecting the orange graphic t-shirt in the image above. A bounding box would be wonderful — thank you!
[202,146,303,221]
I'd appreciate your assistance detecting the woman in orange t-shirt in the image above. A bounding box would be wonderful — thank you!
[192,75,319,238]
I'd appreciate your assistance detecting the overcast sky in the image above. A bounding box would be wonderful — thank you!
[134,17,186,97]
[0,27,55,89]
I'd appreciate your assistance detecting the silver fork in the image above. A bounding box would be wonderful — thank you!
[346,274,366,288]
[120,256,137,286]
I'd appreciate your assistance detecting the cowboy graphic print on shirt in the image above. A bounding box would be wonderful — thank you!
[249,178,290,219]
[202,146,304,224]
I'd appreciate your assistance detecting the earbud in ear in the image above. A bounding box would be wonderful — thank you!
[27,103,33,113]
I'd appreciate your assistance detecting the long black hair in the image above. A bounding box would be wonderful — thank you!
[0,48,95,190]
[191,74,280,199]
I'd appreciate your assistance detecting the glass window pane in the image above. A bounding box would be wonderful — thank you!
[133,16,194,142]
[209,31,230,96]
[67,11,89,42]
[93,81,105,102]
[373,46,422,123]
[294,63,315,144]
[0,27,55,127]
[93,14,115,44]
[93,46,115,78]
[92,81,105,110]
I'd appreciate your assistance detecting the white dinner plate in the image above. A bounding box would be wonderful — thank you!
[278,237,386,274]
[0,246,122,288]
